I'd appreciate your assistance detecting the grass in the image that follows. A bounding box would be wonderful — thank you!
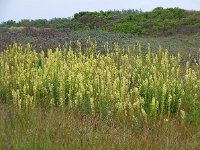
[0,104,200,150]
[0,38,199,149]
[1,28,200,64]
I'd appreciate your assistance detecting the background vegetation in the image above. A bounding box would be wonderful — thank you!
[1,27,200,65]
[1,7,200,35]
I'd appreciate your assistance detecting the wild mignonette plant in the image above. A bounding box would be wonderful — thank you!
[0,41,199,123]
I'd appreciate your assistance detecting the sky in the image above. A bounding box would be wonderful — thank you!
[0,0,200,22]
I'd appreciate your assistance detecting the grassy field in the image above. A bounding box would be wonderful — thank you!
[1,104,200,150]
[0,38,200,149]
[1,28,200,65]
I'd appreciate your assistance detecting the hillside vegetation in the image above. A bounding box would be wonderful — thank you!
[1,7,200,35]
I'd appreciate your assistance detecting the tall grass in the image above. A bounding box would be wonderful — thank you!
[0,41,199,123]
[1,104,199,149]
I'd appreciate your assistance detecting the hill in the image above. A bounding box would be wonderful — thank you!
[1,7,200,36]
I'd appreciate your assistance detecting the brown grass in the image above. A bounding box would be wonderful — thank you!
[0,104,199,150]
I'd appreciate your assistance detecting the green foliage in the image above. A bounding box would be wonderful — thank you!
[1,7,200,35]
[111,7,187,34]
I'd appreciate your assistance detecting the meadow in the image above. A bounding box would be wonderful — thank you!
[0,39,200,149]
[0,7,200,149]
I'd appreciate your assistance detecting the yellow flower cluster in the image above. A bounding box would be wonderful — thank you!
[0,41,199,123]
